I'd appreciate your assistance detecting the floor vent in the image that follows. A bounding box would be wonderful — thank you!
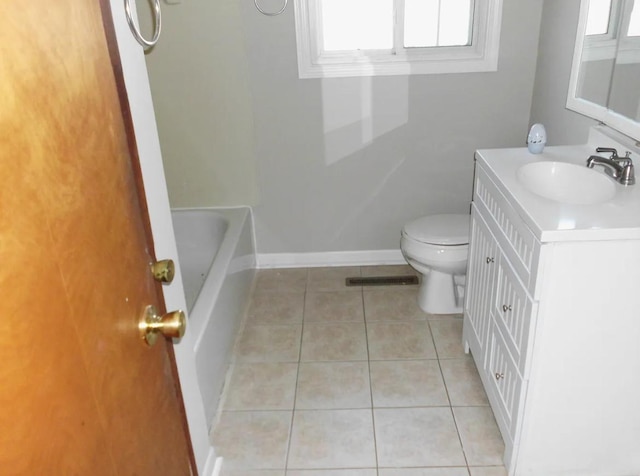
[345,275,419,287]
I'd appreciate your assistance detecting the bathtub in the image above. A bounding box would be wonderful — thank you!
[171,207,256,425]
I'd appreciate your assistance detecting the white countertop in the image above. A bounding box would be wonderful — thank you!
[475,127,640,242]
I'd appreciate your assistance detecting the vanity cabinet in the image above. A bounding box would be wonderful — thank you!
[464,163,539,456]
[463,149,640,476]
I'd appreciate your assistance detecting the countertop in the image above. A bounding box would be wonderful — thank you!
[475,126,640,242]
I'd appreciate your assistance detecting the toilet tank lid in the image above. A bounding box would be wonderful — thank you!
[403,214,470,245]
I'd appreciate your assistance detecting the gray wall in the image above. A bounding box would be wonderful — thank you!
[146,0,547,254]
[529,0,598,145]
[243,0,544,253]
[609,62,640,121]
[578,59,614,108]
[142,0,259,207]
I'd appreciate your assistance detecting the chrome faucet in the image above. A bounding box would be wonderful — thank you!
[587,147,635,186]
[596,147,633,166]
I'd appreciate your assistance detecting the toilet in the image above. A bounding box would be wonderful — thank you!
[400,214,470,314]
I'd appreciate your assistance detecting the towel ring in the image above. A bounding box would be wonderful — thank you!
[124,0,161,49]
[254,0,288,16]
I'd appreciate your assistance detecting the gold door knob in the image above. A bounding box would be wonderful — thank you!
[139,305,186,346]
[151,259,175,283]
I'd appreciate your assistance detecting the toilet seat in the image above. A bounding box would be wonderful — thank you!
[403,214,469,245]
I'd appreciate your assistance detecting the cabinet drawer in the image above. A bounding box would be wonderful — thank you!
[474,163,540,294]
[493,254,536,376]
[486,322,524,441]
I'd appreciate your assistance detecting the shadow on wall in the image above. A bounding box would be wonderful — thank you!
[313,76,411,246]
[321,77,410,166]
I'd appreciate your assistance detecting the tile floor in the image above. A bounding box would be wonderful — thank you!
[211,265,507,476]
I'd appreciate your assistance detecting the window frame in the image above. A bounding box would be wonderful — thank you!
[582,0,621,61]
[582,0,640,64]
[293,0,504,78]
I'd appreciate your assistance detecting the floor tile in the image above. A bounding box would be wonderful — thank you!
[287,470,376,476]
[246,291,305,324]
[296,361,371,409]
[219,266,506,474]
[439,358,489,406]
[363,288,426,322]
[374,407,466,467]
[212,411,292,470]
[300,322,368,361]
[222,470,285,476]
[360,264,418,277]
[430,318,466,358]
[453,406,505,466]
[378,468,469,476]
[234,324,302,363]
[370,360,448,407]
[307,266,362,292]
[254,268,308,293]
[304,291,364,323]
[367,321,437,360]
[468,467,508,476]
[427,312,464,320]
[223,363,298,411]
[288,409,377,469]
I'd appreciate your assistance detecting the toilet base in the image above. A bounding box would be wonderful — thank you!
[417,269,464,315]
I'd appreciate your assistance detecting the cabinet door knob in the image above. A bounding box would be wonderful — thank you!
[502,304,512,312]
[495,372,504,380]
[486,257,495,264]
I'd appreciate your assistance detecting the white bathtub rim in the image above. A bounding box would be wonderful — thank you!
[172,206,253,352]
[193,207,249,353]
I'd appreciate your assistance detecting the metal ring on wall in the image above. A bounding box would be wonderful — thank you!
[254,0,288,16]
[124,0,161,49]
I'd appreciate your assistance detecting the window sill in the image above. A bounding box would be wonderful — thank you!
[297,54,500,79]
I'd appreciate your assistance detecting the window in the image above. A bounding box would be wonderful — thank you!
[585,0,614,36]
[628,0,640,36]
[293,0,503,78]
[585,0,639,37]
[583,0,640,63]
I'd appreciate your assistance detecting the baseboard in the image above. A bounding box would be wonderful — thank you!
[256,249,405,269]
[211,457,223,476]
[202,449,221,476]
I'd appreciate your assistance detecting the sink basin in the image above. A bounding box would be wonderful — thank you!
[516,161,616,205]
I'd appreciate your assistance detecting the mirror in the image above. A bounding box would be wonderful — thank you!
[567,0,640,140]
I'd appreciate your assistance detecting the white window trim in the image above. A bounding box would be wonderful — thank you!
[293,0,504,79]
[582,0,640,63]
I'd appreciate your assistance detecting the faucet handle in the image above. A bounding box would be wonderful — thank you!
[614,151,633,167]
[596,147,619,159]
[620,162,635,186]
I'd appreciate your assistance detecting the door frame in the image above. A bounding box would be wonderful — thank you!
[106,2,215,473]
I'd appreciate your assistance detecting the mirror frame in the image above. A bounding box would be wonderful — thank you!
[567,0,640,141]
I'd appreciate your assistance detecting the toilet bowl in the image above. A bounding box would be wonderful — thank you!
[400,214,470,314]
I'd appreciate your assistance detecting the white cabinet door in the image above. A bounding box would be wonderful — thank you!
[465,201,533,458]
[486,321,524,440]
[493,253,536,376]
[463,205,498,365]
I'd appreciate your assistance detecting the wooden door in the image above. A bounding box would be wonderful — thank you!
[0,1,194,474]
